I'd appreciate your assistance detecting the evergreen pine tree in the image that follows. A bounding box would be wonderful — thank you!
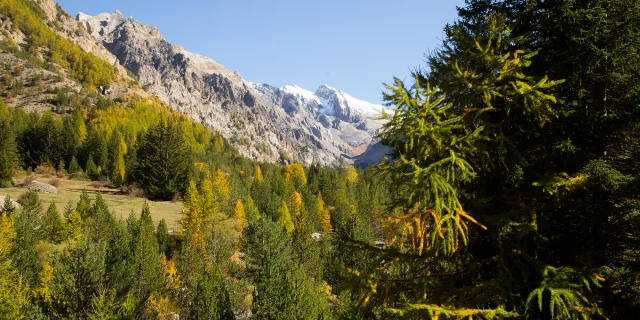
[67,155,80,174]
[0,102,16,188]
[130,203,164,307]
[42,203,65,243]
[2,195,16,215]
[156,219,172,258]
[57,159,65,174]
[85,155,98,179]
[13,190,43,286]
[130,121,191,200]
[48,240,106,318]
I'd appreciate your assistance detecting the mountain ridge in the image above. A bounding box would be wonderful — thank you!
[75,9,390,166]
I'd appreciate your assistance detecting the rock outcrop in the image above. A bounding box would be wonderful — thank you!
[27,181,59,194]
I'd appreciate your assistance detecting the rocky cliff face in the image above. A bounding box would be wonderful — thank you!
[77,11,389,165]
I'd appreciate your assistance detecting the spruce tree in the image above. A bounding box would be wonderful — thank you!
[67,155,80,174]
[85,155,98,179]
[48,240,106,318]
[42,203,65,243]
[2,196,16,215]
[13,190,43,286]
[130,121,191,200]
[156,219,171,258]
[130,203,164,306]
[0,101,16,188]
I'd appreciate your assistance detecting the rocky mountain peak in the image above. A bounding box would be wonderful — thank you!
[75,10,389,166]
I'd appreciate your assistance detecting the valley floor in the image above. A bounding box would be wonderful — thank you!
[2,174,184,229]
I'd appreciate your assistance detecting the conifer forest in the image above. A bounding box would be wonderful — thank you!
[1,0,640,319]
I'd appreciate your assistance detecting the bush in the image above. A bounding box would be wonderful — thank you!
[22,175,36,187]
[35,164,55,175]
[125,184,146,199]
[49,178,61,188]
[90,181,108,189]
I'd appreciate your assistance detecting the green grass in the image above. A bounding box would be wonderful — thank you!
[2,174,184,230]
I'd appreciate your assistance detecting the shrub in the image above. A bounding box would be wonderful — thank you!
[49,178,61,188]
[22,175,36,187]
[126,184,146,199]
[35,164,55,175]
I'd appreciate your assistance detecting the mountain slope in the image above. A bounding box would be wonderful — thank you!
[77,11,390,166]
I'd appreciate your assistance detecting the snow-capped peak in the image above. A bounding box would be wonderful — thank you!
[282,84,321,105]
[315,84,385,119]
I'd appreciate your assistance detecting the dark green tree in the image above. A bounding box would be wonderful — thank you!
[156,219,172,258]
[67,155,80,174]
[13,190,43,286]
[85,155,98,180]
[130,121,191,200]
[0,100,16,188]
[129,203,164,312]
[176,230,234,320]
[42,203,65,243]
[49,240,106,318]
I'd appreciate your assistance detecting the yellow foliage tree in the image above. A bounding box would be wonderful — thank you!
[212,169,231,215]
[74,111,87,142]
[245,196,261,222]
[282,163,307,185]
[317,193,333,233]
[232,199,246,232]
[66,210,84,242]
[0,213,28,318]
[254,165,264,183]
[343,166,359,184]
[290,192,303,216]
[182,181,207,251]
[277,200,294,233]
[112,135,127,185]
[35,258,54,304]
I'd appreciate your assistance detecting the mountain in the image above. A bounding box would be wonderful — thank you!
[77,11,390,166]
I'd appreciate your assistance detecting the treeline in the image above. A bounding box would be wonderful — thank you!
[0,96,233,200]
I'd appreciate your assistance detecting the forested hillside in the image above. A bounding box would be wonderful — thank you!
[1,0,640,319]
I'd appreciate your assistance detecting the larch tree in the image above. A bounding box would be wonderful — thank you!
[0,213,28,318]
[232,199,246,232]
[277,200,294,233]
[254,164,264,183]
[245,195,261,223]
[356,12,571,319]
[316,193,332,233]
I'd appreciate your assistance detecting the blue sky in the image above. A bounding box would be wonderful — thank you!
[57,0,464,104]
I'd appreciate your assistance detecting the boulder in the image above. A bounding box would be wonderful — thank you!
[28,181,58,194]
